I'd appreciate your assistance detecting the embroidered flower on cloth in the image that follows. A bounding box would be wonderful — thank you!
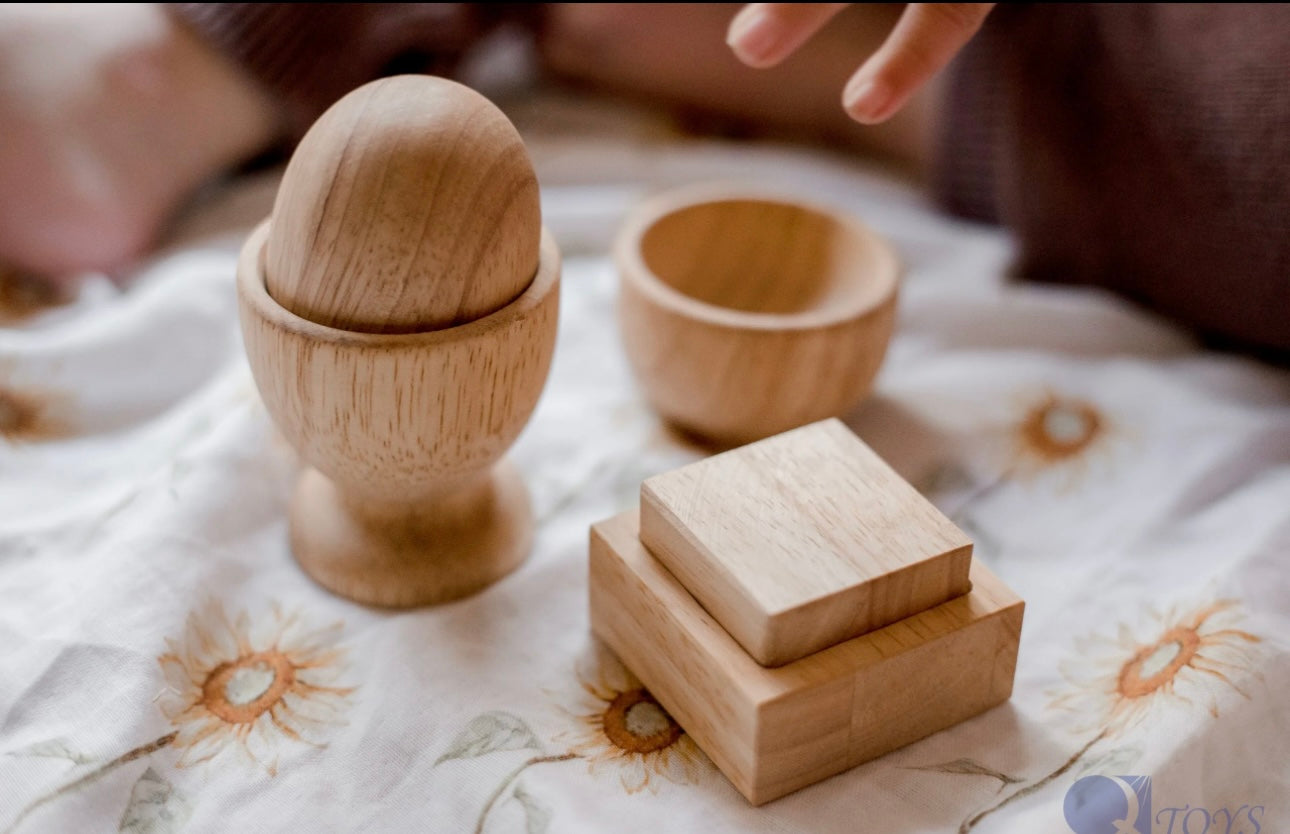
[553,655,708,794]
[157,604,354,774]
[1049,599,1262,737]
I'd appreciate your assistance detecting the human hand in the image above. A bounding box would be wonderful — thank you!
[726,3,994,124]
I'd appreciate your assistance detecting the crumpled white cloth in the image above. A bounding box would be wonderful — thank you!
[1,99,1287,834]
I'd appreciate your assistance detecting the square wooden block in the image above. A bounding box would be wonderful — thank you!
[590,510,1023,805]
[640,419,973,666]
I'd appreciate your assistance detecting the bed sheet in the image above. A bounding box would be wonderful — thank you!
[1,99,1288,834]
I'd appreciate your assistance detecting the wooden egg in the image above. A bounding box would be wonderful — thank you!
[615,186,900,447]
[265,75,541,333]
[238,76,560,607]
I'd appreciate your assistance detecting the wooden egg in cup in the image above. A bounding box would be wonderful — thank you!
[615,187,900,447]
[238,76,559,608]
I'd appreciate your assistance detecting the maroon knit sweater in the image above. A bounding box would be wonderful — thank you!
[936,4,1289,360]
[170,3,1290,359]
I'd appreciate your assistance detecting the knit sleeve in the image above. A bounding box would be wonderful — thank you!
[932,4,1290,358]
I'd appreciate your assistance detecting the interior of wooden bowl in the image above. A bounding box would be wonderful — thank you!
[638,198,893,317]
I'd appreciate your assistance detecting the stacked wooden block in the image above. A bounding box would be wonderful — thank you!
[589,419,1024,804]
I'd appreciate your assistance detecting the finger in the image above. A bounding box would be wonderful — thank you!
[842,3,994,123]
[727,3,849,69]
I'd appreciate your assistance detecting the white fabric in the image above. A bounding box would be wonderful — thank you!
[2,103,1287,834]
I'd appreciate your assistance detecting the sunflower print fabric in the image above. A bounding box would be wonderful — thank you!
[157,605,354,773]
[2,101,1288,833]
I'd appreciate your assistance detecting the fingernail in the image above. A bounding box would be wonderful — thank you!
[843,77,892,123]
[727,7,778,65]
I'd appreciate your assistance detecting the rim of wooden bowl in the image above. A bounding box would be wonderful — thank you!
[614,184,900,332]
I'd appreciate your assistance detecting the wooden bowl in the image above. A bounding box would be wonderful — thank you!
[615,187,900,446]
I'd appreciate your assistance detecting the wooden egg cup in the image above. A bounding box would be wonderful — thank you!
[616,186,900,447]
[238,222,561,607]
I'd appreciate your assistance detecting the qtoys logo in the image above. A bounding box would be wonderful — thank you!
[1064,775,1265,834]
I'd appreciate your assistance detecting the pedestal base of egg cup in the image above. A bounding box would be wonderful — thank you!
[289,461,533,607]
[615,188,900,448]
[237,222,560,608]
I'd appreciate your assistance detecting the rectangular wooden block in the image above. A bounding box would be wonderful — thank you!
[640,419,973,666]
[589,510,1023,806]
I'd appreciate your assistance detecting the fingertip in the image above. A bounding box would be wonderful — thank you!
[846,2,993,123]
[728,3,850,69]
[842,76,897,124]
[726,6,784,68]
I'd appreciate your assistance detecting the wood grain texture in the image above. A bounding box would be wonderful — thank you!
[615,186,899,447]
[589,510,1023,806]
[289,461,532,608]
[239,221,560,606]
[640,419,973,666]
[265,75,540,334]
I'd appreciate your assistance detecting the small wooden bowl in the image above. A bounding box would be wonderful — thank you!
[615,187,900,446]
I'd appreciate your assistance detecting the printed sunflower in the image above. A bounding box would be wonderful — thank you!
[1009,391,1115,483]
[1049,599,1263,737]
[157,604,355,774]
[0,360,71,442]
[0,267,67,323]
[553,655,709,794]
